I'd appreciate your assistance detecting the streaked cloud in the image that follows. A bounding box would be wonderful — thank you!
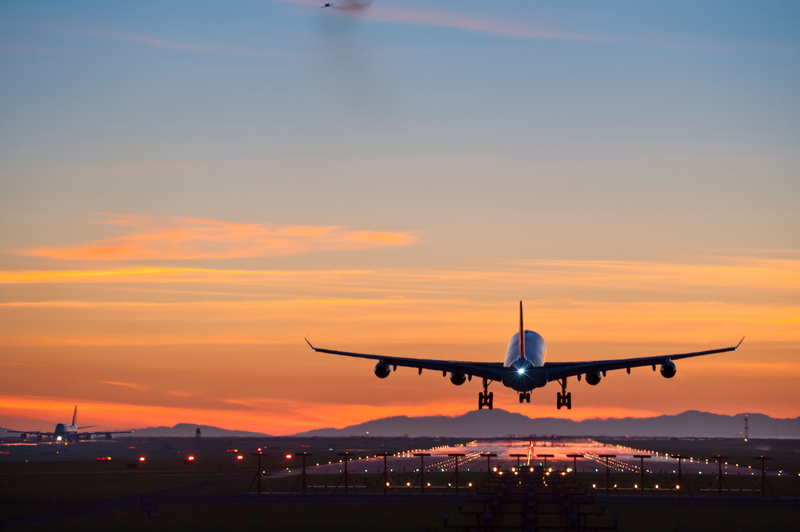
[0,267,369,284]
[365,6,594,41]
[102,380,146,390]
[72,29,284,57]
[26,213,418,261]
[272,0,594,41]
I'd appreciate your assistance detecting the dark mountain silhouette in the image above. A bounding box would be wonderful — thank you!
[293,410,800,439]
[121,423,271,438]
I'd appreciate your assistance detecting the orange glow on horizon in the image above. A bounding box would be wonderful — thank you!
[1,253,798,433]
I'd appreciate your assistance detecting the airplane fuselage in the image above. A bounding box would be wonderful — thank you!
[53,423,79,441]
[502,330,548,392]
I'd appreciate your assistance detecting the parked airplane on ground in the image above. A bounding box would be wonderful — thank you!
[306,302,743,410]
[5,406,133,442]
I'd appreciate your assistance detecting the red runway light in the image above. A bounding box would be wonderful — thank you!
[237,455,244,460]
[285,454,293,459]
[139,457,146,462]
[187,456,195,461]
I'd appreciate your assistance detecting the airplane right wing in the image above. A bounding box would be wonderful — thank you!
[543,339,744,382]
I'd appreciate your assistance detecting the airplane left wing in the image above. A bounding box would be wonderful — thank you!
[306,340,505,381]
[543,339,744,382]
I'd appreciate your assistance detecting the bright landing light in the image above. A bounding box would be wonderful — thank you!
[517,368,525,375]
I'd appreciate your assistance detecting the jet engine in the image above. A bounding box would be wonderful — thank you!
[585,372,602,386]
[450,372,466,386]
[20,433,26,440]
[660,361,677,379]
[374,362,391,379]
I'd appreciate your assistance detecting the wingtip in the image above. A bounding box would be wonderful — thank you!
[735,337,745,349]
[304,337,316,350]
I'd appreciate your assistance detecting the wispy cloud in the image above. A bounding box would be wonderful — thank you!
[273,0,595,41]
[72,29,285,57]
[26,213,418,261]
[102,381,145,390]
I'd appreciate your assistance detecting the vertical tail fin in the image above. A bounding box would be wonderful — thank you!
[72,406,77,426]
[518,301,526,361]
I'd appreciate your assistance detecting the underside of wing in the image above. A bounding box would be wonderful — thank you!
[544,340,743,382]
[306,340,504,381]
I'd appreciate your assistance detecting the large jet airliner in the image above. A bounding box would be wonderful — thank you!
[306,302,743,410]
[5,406,133,442]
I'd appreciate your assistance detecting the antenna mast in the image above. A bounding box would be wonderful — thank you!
[744,415,749,442]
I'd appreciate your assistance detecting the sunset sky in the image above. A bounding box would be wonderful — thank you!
[1,0,798,435]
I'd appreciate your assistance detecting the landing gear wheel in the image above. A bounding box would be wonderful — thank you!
[526,392,531,403]
[565,392,572,410]
[557,392,563,410]
[478,378,493,410]
[519,392,525,403]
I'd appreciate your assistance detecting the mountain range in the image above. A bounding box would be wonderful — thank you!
[293,410,800,439]
[5,411,798,439]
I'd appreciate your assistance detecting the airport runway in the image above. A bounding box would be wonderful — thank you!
[272,438,771,479]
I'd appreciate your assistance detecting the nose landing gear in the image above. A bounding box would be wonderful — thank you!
[478,378,494,410]
[556,378,572,410]
[518,392,531,403]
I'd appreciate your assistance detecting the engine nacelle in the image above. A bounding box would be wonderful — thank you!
[450,372,466,386]
[585,372,602,386]
[660,361,677,379]
[20,433,26,440]
[374,362,391,379]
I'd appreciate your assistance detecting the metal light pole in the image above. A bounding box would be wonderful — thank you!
[711,455,729,497]
[566,454,583,477]
[334,452,355,495]
[509,453,527,471]
[481,453,497,476]
[537,454,555,472]
[598,455,617,496]
[290,452,313,494]
[754,456,773,498]
[249,450,267,495]
[671,455,691,498]
[448,453,466,495]
[375,452,393,495]
[414,453,431,495]
[633,455,650,497]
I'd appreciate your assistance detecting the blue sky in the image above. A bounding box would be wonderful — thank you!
[2,3,797,256]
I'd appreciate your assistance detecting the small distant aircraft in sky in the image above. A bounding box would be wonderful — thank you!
[306,302,743,410]
[5,406,133,442]
[322,3,334,7]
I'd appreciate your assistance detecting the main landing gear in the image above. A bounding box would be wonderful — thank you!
[556,378,572,410]
[478,378,493,410]
[518,392,531,403]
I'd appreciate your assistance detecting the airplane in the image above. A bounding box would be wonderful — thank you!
[322,3,334,7]
[305,301,744,410]
[5,406,133,442]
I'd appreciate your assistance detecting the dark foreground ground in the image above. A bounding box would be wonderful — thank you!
[1,436,798,531]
